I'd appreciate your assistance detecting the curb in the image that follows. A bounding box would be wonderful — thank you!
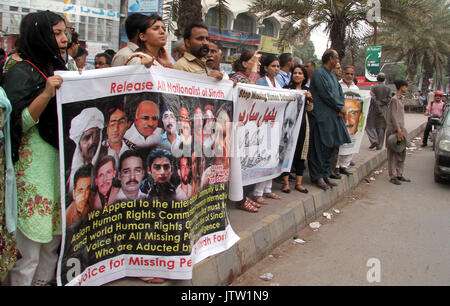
[190,122,427,286]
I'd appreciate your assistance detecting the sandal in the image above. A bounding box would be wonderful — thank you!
[295,184,309,194]
[251,195,269,205]
[281,183,291,193]
[247,197,261,208]
[264,192,282,200]
[140,277,166,284]
[237,198,259,212]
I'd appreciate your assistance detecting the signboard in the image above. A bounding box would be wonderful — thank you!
[259,35,292,55]
[365,46,382,82]
[128,0,163,15]
[0,0,120,20]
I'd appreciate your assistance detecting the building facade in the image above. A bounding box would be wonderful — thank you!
[201,0,290,62]
[0,0,121,56]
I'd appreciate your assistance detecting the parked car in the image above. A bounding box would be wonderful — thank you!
[434,106,450,183]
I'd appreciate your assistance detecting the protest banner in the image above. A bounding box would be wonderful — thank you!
[232,83,305,186]
[55,65,239,286]
[338,89,371,155]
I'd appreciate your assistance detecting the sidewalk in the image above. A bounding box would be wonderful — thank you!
[108,113,427,286]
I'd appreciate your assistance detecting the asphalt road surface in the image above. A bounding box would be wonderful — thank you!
[231,139,450,286]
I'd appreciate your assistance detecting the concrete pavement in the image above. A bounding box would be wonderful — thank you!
[108,113,427,286]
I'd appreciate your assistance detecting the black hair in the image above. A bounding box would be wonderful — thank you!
[94,155,116,178]
[125,13,148,41]
[137,14,164,49]
[183,23,208,40]
[286,64,308,89]
[73,164,93,190]
[376,74,385,82]
[67,31,79,49]
[74,46,88,59]
[105,99,129,125]
[321,49,336,64]
[260,54,279,76]
[95,52,112,65]
[232,49,254,73]
[119,150,145,173]
[279,53,293,67]
[104,49,116,58]
[394,80,408,90]
[147,149,173,170]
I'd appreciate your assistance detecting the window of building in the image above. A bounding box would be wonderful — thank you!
[261,19,275,37]
[205,7,228,29]
[79,23,86,40]
[88,23,96,41]
[97,18,104,42]
[234,13,254,33]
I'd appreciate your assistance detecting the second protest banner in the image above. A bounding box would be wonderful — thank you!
[233,83,305,186]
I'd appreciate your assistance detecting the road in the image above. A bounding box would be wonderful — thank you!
[231,138,450,286]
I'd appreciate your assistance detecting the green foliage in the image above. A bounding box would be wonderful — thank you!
[293,40,319,64]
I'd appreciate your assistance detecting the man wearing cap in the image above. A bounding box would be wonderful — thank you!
[68,107,105,192]
[421,90,446,147]
[366,72,391,150]
[386,80,410,185]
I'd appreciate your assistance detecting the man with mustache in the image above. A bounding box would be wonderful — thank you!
[174,23,223,80]
[101,103,131,169]
[175,156,193,200]
[206,41,229,80]
[68,107,104,192]
[117,150,146,200]
[124,100,163,148]
[159,101,180,152]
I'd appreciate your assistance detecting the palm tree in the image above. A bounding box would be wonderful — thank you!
[248,0,430,60]
[163,0,229,38]
[377,0,449,93]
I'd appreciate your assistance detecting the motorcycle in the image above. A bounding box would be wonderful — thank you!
[429,115,441,150]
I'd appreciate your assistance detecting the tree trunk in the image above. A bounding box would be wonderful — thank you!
[405,51,419,96]
[177,0,203,38]
[329,17,346,60]
[421,53,434,92]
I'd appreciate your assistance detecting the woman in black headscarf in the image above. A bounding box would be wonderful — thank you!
[1,11,67,285]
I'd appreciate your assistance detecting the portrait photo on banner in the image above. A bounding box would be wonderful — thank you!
[339,89,371,155]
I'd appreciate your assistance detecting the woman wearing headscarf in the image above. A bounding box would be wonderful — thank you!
[1,11,67,285]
